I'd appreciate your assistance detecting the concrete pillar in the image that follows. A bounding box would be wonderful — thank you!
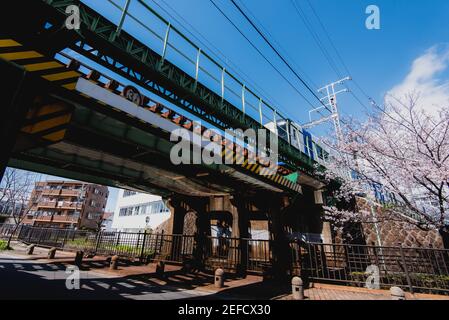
[48,247,57,259]
[26,244,35,255]
[228,195,250,275]
[268,196,291,281]
[214,268,225,288]
[390,286,406,300]
[156,260,165,276]
[291,276,304,300]
[192,199,210,267]
[110,255,119,270]
[165,197,186,235]
[75,250,83,266]
[165,197,188,266]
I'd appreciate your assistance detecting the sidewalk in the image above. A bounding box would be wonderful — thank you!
[279,283,449,301]
[2,241,449,300]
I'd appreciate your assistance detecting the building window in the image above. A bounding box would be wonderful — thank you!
[118,200,169,217]
[87,212,101,220]
[123,190,137,197]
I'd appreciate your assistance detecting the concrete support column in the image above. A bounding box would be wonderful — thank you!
[268,196,291,281]
[229,195,249,275]
[0,60,37,180]
[190,198,210,269]
[165,197,187,264]
[165,197,187,235]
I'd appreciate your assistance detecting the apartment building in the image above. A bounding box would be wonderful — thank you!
[23,180,109,230]
[111,190,170,232]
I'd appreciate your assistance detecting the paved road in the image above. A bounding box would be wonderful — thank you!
[0,252,212,300]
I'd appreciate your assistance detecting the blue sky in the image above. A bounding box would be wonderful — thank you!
[12,0,449,212]
[77,0,449,126]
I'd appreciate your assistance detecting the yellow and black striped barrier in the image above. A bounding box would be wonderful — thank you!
[0,38,80,143]
[221,147,301,193]
[0,38,301,193]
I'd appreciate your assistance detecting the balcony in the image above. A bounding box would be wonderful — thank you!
[41,189,61,196]
[34,216,52,222]
[59,201,83,210]
[37,201,57,209]
[52,215,79,223]
[22,216,35,224]
[33,215,79,223]
[60,189,81,197]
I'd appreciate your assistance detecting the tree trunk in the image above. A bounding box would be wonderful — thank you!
[6,223,21,249]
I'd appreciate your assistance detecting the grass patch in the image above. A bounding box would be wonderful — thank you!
[64,239,154,257]
[0,240,9,251]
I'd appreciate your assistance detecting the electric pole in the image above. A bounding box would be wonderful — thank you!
[302,76,350,148]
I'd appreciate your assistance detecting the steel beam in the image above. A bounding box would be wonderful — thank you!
[35,0,320,176]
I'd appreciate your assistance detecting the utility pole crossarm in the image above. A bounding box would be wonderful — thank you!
[303,77,351,148]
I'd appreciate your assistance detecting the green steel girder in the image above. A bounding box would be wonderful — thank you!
[66,103,286,194]
[9,149,172,197]
[38,0,321,177]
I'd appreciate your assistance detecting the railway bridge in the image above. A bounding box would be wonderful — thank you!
[0,0,331,275]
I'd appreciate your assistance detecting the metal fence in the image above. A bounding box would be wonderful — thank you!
[2,224,449,294]
[0,224,271,272]
[299,242,449,295]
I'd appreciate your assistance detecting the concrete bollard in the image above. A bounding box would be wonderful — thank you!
[390,286,406,300]
[48,247,57,259]
[291,276,304,300]
[214,268,225,288]
[110,255,119,270]
[156,260,165,276]
[26,244,35,255]
[74,250,84,266]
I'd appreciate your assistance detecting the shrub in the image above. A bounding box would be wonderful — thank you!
[0,240,9,251]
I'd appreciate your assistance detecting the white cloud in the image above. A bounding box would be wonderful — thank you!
[387,44,449,115]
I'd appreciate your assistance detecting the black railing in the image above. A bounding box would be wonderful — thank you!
[2,223,448,294]
[298,242,449,295]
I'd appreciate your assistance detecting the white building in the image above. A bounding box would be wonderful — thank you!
[111,190,170,232]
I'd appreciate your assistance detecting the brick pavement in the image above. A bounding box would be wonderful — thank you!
[3,242,449,300]
[280,283,449,300]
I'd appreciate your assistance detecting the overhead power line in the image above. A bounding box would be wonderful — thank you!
[208,0,318,118]
[236,0,320,90]
[290,0,344,80]
[303,0,377,108]
[150,0,285,109]
[229,0,333,115]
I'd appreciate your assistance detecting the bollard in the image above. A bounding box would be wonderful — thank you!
[390,286,406,300]
[183,262,192,273]
[214,268,225,288]
[110,255,119,270]
[156,260,165,276]
[48,247,57,259]
[74,250,84,266]
[291,276,304,300]
[26,244,35,255]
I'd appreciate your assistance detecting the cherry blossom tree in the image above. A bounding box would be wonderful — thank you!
[320,93,449,240]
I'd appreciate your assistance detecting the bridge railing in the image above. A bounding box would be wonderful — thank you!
[82,0,325,166]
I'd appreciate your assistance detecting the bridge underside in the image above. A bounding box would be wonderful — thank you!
[3,61,289,198]
[0,0,330,277]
